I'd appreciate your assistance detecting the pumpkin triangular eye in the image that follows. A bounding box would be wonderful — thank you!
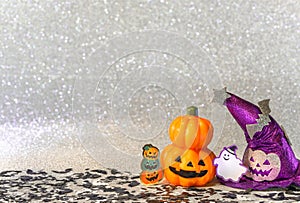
[187,161,193,167]
[263,159,270,165]
[175,156,181,163]
[198,160,205,166]
[250,157,255,162]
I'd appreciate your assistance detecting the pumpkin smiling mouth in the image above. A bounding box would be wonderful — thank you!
[146,155,158,159]
[146,174,159,181]
[249,167,272,177]
[169,166,208,178]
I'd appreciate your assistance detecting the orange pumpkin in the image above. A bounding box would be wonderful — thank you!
[160,144,216,187]
[169,106,213,150]
[142,144,159,160]
[140,169,163,185]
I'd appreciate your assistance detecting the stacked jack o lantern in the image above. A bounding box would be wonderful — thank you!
[140,144,163,185]
[160,106,216,187]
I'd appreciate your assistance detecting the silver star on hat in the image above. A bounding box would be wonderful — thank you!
[212,87,230,105]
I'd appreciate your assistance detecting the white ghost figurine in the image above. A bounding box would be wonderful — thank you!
[214,145,247,182]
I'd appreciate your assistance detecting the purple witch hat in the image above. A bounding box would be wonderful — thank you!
[213,88,300,190]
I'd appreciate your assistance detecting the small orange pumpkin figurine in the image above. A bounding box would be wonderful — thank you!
[140,169,164,185]
[161,106,216,187]
[142,144,160,160]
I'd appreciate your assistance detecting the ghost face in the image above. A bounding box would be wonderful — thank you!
[222,151,231,161]
[243,148,281,182]
[214,148,242,167]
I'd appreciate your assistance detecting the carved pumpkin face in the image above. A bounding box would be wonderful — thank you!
[141,159,160,171]
[140,170,163,185]
[143,144,159,160]
[161,144,216,187]
[243,148,281,182]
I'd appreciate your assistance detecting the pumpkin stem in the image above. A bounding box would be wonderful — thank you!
[187,106,198,116]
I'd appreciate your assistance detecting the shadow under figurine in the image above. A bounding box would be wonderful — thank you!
[213,88,300,190]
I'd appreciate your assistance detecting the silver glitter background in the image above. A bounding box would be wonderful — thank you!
[0,0,299,173]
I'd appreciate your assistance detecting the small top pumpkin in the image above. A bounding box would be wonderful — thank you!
[142,144,160,160]
[169,106,213,150]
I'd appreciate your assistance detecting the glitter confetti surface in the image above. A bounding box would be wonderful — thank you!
[0,0,299,201]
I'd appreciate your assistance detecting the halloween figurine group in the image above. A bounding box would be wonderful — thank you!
[140,89,300,190]
[140,144,163,185]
